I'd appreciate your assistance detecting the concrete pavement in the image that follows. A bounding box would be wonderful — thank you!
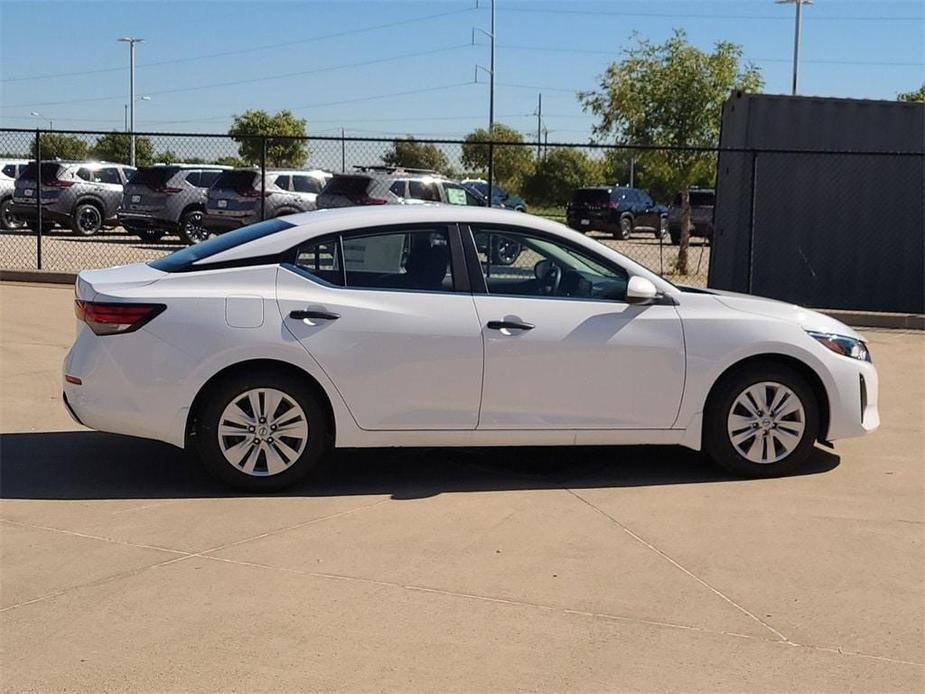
[1,281,923,692]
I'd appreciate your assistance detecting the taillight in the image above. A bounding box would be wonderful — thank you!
[360,196,387,205]
[46,179,74,188]
[608,201,620,210]
[238,188,271,198]
[74,301,165,335]
[153,186,182,194]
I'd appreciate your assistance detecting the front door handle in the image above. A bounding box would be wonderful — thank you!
[487,320,534,331]
[290,309,340,321]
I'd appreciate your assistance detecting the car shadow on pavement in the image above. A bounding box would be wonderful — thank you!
[0,431,841,501]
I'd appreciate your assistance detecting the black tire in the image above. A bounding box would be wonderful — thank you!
[178,209,209,245]
[196,368,330,492]
[615,215,632,240]
[669,229,681,246]
[1,198,25,230]
[71,202,103,236]
[704,363,819,478]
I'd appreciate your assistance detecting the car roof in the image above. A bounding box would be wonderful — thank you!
[146,163,233,170]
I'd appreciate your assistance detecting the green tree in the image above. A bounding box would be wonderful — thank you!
[579,30,762,273]
[90,132,155,166]
[462,123,533,192]
[213,156,247,168]
[522,148,606,207]
[228,110,307,167]
[897,83,925,102]
[157,149,180,164]
[31,133,89,160]
[382,136,449,171]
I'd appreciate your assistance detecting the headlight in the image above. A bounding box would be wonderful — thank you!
[807,331,871,362]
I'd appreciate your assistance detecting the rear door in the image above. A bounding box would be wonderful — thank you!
[636,190,659,229]
[277,223,484,430]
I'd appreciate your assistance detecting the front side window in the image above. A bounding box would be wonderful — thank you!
[443,182,475,206]
[472,226,628,301]
[99,168,122,185]
[274,175,291,191]
[292,175,322,194]
[343,228,452,292]
[407,180,439,202]
[199,170,221,187]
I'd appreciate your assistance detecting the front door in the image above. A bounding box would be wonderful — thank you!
[277,224,484,430]
[468,226,685,430]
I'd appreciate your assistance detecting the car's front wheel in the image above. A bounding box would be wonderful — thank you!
[615,215,632,240]
[196,369,330,491]
[704,363,819,478]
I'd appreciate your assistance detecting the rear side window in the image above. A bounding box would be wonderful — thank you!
[274,175,291,191]
[407,180,439,202]
[185,171,201,187]
[149,218,296,272]
[389,181,405,197]
[343,228,452,292]
[294,238,342,286]
[2,164,16,178]
[292,175,322,194]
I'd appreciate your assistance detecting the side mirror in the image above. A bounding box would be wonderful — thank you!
[626,276,658,303]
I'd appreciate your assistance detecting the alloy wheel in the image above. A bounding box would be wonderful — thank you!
[726,381,806,464]
[76,205,102,234]
[183,212,209,244]
[217,388,309,476]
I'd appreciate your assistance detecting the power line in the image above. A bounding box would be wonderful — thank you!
[485,6,923,21]
[0,6,475,83]
[1,44,473,109]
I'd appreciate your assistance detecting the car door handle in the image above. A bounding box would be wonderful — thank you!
[487,320,534,331]
[290,309,340,320]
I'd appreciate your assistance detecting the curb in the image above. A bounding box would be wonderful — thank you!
[1,269,77,284]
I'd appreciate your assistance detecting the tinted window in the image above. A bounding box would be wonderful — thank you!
[292,175,322,194]
[149,218,295,272]
[20,162,61,183]
[214,170,258,193]
[638,191,654,206]
[407,180,440,202]
[294,238,342,285]
[132,167,178,188]
[472,227,628,301]
[343,228,452,292]
[571,189,610,205]
[185,171,201,187]
[199,170,221,187]
[389,181,405,197]
[618,189,636,202]
[2,164,16,178]
[273,175,291,191]
[99,168,122,185]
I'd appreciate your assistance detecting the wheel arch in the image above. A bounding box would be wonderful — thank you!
[185,358,337,448]
[703,353,831,442]
[73,195,106,214]
[180,202,205,218]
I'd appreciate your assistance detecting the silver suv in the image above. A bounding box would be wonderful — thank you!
[202,168,331,239]
[11,161,135,235]
[1,159,30,230]
[118,164,230,244]
[316,166,483,209]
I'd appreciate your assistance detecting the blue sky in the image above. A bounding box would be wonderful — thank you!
[1,0,922,142]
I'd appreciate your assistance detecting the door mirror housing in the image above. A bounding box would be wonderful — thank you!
[626,276,658,303]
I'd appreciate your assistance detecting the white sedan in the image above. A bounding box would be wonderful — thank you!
[63,206,878,491]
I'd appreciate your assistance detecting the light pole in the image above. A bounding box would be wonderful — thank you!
[118,37,144,165]
[30,111,52,129]
[124,96,151,131]
[776,0,811,96]
[473,0,496,198]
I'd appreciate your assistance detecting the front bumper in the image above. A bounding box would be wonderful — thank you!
[825,356,879,441]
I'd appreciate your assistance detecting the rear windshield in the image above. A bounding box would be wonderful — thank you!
[321,175,371,197]
[673,191,715,206]
[19,162,62,184]
[214,170,258,192]
[129,166,179,187]
[148,218,295,272]
[571,188,610,204]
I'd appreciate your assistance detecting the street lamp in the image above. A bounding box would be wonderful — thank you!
[124,96,151,132]
[776,0,812,96]
[30,111,52,129]
[118,37,144,165]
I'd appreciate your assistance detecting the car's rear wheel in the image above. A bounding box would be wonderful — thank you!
[196,369,329,491]
[179,210,209,245]
[1,198,25,230]
[615,215,632,240]
[71,202,103,236]
[704,364,819,478]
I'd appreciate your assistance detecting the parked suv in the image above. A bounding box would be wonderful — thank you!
[202,168,332,239]
[566,186,668,240]
[1,159,30,230]
[667,188,715,245]
[316,167,483,209]
[461,179,527,211]
[119,164,230,244]
[10,161,135,235]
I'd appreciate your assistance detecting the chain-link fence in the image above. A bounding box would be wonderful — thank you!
[2,128,922,311]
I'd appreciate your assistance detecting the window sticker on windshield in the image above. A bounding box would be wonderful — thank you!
[446,188,468,205]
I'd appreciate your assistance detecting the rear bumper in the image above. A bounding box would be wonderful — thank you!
[202,213,252,233]
[9,203,69,225]
[117,210,176,231]
[566,211,618,231]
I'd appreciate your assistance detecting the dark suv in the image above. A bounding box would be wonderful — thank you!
[566,186,668,240]
[667,188,714,245]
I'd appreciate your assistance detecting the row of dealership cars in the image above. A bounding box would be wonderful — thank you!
[1,157,714,246]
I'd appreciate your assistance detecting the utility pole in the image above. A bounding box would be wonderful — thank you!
[474,0,496,198]
[776,0,811,95]
[118,37,143,165]
[535,93,542,160]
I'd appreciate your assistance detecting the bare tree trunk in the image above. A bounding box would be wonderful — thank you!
[677,186,691,275]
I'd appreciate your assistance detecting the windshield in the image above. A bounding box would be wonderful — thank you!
[149,218,295,272]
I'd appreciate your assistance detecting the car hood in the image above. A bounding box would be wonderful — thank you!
[710,289,862,339]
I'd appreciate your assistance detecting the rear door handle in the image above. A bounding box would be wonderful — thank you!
[290,309,340,321]
[487,320,534,331]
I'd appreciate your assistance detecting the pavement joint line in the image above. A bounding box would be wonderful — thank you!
[196,553,925,669]
[0,518,191,558]
[563,488,793,644]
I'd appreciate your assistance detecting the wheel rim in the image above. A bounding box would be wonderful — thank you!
[621,218,631,237]
[184,213,209,243]
[77,206,101,233]
[659,218,669,237]
[727,381,805,464]
[217,388,309,477]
